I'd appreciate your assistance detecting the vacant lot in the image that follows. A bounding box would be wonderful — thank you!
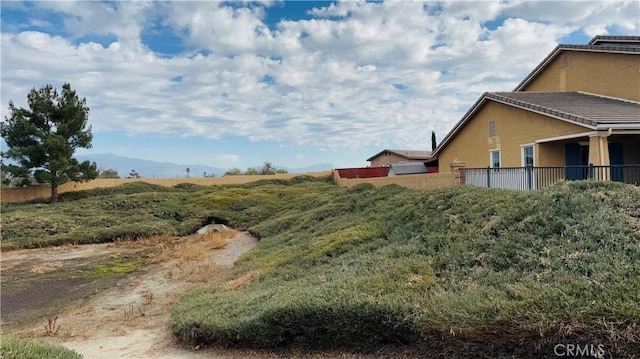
[2,177,639,357]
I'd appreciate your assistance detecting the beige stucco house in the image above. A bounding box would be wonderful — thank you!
[433,35,640,181]
[367,149,432,167]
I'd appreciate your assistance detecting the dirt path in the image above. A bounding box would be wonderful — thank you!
[1,230,261,358]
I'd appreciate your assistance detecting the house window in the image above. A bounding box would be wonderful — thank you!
[489,120,496,137]
[490,150,501,168]
[521,145,534,167]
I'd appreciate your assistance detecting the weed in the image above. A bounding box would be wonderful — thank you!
[143,290,154,305]
[123,304,134,321]
[43,316,60,336]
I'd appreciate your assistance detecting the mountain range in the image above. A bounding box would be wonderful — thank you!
[76,153,334,178]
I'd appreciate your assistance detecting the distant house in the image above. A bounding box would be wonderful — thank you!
[388,162,428,176]
[433,35,640,181]
[367,149,433,167]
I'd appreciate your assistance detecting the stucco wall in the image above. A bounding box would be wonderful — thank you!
[522,51,640,102]
[369,152,409,167]
[537,142,567,167]
[334,171,457,190]
[437,101,588,171]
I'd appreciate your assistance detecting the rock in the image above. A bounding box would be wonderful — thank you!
[196,224,228,234]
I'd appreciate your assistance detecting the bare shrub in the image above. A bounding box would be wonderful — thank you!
[44,316,61,336]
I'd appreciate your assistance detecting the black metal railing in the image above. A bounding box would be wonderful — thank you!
[461,165,640,191]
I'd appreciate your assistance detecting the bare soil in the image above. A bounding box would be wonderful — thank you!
[0,231,390,359]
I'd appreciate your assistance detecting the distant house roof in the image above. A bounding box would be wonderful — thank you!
[433,91,640,156]
[366,149,432,162]
[389,162,427,175]
[515,36,640,91]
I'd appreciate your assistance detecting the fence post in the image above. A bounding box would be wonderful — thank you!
[486,166,491,188]
[449,160,466,186]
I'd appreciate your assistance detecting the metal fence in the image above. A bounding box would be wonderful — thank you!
[461,165,640,191]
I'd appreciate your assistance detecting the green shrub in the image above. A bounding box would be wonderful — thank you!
[0,336,83,359]
[171,181,640,356]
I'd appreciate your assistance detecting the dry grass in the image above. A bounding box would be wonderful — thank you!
[30,262,63,274]
[225,270,261,291]
[141,230,237,264]
[184,263,223,283]
[202,229,238,250]
[162,262,225,284]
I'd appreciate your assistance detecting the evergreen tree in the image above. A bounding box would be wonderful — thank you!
[1,83,97,202]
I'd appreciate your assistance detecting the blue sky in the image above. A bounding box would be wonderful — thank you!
[1,1,638,170]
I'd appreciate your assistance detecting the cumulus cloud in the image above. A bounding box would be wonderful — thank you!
[1,1,638,152]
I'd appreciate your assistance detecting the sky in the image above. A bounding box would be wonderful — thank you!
[1,1,639,169]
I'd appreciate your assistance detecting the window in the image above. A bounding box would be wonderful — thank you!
[521,145,534,167]
[489,120,496,137]
[490,150,501,168]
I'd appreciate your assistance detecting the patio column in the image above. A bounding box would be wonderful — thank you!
[588,133,611,180]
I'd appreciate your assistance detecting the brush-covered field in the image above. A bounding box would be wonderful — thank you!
[2,177,639,357]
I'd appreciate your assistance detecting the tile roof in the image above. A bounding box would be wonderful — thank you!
[432,92,640,157]
[390,162,428,175]
[366,149,432,162]
[487,92,640,127]
[588,35,640,46]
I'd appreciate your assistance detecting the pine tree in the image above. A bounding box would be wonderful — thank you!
[1,83,98,202]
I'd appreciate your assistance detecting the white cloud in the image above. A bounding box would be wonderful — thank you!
[1,1,638,154]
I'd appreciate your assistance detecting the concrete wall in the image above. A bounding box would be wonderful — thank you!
[1,171,332,204]
[438,101,588,171]
[522,51,640,102]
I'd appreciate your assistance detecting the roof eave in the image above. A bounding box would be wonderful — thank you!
[596,123,640,130]
[432,93,490,157]
[366,150,389,162]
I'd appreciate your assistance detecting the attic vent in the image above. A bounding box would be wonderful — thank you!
[489,120,496,137]
[563,55,569,69]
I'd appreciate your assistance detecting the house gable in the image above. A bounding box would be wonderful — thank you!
[519,51,640,101]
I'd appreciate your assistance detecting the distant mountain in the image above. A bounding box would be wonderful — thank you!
[76,153,334,178]
[76,153,226,178]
